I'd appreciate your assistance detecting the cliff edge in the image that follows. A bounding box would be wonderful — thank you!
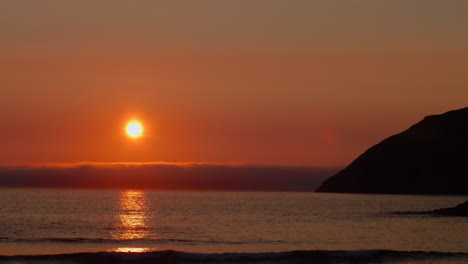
[316,107,468,194]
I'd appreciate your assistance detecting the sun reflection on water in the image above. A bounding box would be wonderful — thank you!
[111,190,153,252]
[113,247,153,253]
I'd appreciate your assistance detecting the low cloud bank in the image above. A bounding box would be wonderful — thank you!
[0,162,340,191]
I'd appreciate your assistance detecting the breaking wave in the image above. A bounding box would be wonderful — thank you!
[1,249,467,263]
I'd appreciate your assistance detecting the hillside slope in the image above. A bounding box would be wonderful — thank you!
[316,107,468,194]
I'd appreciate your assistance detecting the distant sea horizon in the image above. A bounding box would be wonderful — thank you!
[0,162,341,191]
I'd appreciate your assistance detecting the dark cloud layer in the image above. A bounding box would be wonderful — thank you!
[0,162,339,191]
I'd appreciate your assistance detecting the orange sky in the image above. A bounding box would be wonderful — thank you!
[1,1,468,166]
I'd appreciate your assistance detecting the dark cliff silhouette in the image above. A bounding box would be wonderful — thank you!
[316,107,468,194]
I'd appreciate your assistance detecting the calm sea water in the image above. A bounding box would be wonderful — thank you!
[0,188,467,263]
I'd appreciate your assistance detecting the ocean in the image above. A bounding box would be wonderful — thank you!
[0,188,467,263]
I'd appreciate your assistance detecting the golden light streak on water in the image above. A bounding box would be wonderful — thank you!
[111,190,152,252]
[112,247,153,253]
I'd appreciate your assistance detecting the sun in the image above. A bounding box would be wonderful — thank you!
[126,121,143,138]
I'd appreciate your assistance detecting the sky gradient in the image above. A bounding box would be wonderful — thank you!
[1,1,468,166]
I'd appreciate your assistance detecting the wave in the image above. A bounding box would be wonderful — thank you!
[1,250,467,263]
[0,237,195,244]
[0,237,293,245]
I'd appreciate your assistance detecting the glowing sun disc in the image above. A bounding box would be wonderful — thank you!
[126,122,143,138]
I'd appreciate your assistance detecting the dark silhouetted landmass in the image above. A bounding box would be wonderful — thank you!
[392,201,468,217]
[0,162,339,191]
[316,107,468,194]
[431,201,468,217]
